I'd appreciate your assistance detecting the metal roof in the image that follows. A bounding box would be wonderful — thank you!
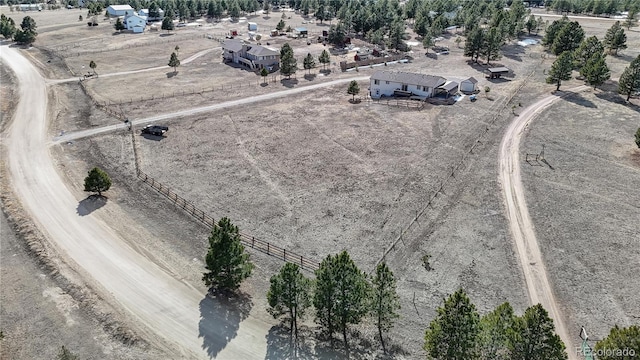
[438,81,459,92]
[463,76,478,84]
[371,71,446,89]
[222,39,244,52]
[487,67,509,73]
[247,45,278,57]
[108,5,133,10]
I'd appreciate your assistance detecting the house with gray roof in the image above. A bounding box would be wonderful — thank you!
[369,71,447,99]
[222,39,280,71]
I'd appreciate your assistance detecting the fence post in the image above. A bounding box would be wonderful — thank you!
[300,255,303,269]
[283,248,286,261]
[267,243,269,254]
[252,237,255,248]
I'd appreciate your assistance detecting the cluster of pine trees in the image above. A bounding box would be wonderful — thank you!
[549,0,640,19]
[0,14,37,45]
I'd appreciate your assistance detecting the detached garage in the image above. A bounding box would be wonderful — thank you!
[460,77,478,94]
[106,5,134,17]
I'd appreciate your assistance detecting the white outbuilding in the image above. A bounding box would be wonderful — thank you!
[459,77,478,94]
[106,5,134,17]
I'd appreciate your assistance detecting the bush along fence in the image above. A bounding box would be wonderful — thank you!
[135,166,319,271]
[375,63,541,268]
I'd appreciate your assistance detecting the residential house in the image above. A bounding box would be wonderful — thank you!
[369,71,446,99]
[459,77,478,94]
[222,39,279,71]
[106,5,134,17]
[139,8,164,21]
[125,12,147,33]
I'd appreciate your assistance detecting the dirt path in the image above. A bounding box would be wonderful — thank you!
[1,44,269,359]
[499,85,587,359]
[53,75,370,144]
[46,47,219,85]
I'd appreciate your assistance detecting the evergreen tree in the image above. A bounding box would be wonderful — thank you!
[422,30,434,54]
[202,217,254,292]
[89,60,97,75]
[267,262,312,340]
[84,167,111,196]
[546,51,574,90]
[573,36,604,70]
[168,52,180,73]
[582,53,610,89]
[551,21,584,55]
[464,27,484,63]
[279,43,297,78]
[370,262,400,354]
[56,346,79,360]
[0,14,16,39]
[477,302,515,360]
[542,16,569,48]
[347,80,359,101]
[387,18,406,51]
[618,55,640,101]
[636,128,640,148]
[525,15,537,35]
[303,53,315,74]
[623,7,638,29]
[327,22,345,46]
[318,49,330,70]
[603,21,627,55]
[507,304,568,360]
[114,17,125,32]
[161,16,174,32]
[595,325,640,360]
[313,251,369,352]
[482,26,503,65]
[424,288,480,360]
[14,15,37,45]
[260,66,269,84]
[276,19,285,31]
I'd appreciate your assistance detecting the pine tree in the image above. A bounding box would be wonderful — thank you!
[623,8,638,29]
[347,80,359,101]
[582,53,610,89]
[507,304,568,360]
[370,262,400,354]
[276,19,285,31]
[89,60,97,75]
[618,55,640,101]
[422,29,434,54]
[260,66,269,84]
[114,17,125,32]
[546,51,573,91]
[84,167,111,196]
[168,52,180,73]
[313,251,369,352]
[202,217,254,292]
[525,15,537,35]
[604,21,627,55]
[482,26,503,65]
[267,262,312,340]
[56,346,79,360]
[551,21,584,55]
[464,27,484,63]
[279,43,297,79]
[635,128,640,148]
[542,16,569,48]
[477,302,515,360]
[0,14,16,40]
[424,288,480,360]
[303,53,315,74]
[573,36,604,70]
[318,49,330,70]
[595,325,640,360]
[161,16,174,32]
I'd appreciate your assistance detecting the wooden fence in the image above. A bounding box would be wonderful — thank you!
[370,97,425,109]
[340,54,405,71]
[136,169,319,271]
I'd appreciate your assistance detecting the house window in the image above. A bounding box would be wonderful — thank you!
[401,84,408,91]
[374,79,379,85]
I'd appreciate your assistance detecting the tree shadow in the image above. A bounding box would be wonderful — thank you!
[140,133,165,141]
[166,71,178,78]
[159,33,175,37]
[281,78,298,88]
[563,93,597,108]
[265,324,319,360]
[486,77,512,83]
[304,73,316,81]
[502,43,525,62]
[198,291,253,358]
[76,194,107,216]
[594,91,640,114]
[613,53,637,63]
[319,69,332,75]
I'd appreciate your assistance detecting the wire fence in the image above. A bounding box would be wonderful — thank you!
[374,60,543,268]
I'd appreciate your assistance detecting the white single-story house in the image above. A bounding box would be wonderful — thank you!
[139,8,164,21]
[125,12,147,33]
[106,5,134,17]
[222,39,279,70]
[19,3,42,11]
[369,71,446,99]
[459,77,478,93]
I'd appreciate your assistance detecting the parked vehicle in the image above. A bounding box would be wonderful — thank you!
[141,125,168,136]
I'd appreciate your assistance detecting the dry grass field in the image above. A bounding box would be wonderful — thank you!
[2,4,639,358]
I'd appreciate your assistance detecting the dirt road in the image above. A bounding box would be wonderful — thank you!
[499,85,587,359]
[2,44,269,359]
[53,75,370,144]
[46,47,219,85]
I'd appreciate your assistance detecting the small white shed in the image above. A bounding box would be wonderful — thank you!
[107,5,134,17]
[248,22,258,31]
[460,77,478,94]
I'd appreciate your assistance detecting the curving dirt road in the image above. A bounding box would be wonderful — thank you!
[499,85,587,360]
[2,44,269,359]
